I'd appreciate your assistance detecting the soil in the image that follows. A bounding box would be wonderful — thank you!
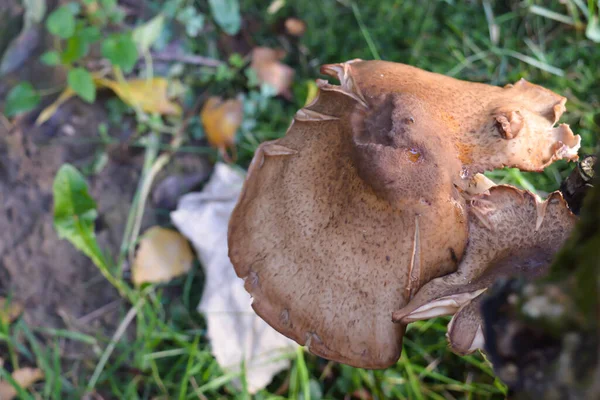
[0,99,139,334]
[0,0,213,356]
[0,97,211,341]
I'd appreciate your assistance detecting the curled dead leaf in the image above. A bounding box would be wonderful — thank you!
[0,297,23,325]
[250,47,294,98]
[200,97,243,162]
[132,226,194,286]
[96,78,182,116]
[0,368,44,400]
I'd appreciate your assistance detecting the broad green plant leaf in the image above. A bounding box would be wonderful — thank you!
[40,50,60,66]
[46,5,76,39]
[208,0,241,35]
[67,68,96,103]
[132,14,164,53]
[101,33,138,72]
[62,36,89,63]
[3,82,40,117]
[53,164,106,269]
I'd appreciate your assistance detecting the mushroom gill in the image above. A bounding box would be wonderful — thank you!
[227,59,581,368]
[392,185,577,355]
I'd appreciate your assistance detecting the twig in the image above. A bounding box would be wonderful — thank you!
[150,52,224,67]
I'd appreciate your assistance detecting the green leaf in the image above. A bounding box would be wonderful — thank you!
[67,68,96,103]
[101,33,139,72]
[208,0,241,35]
[4,81,40,117]
[61,36,89,63]
[40,50,60,66]
[53,164,105,268]
[46,5,76,39]
[132,14,165,52]
[176,6,205,37]
[100,0,117,10]
[81,26,101,43]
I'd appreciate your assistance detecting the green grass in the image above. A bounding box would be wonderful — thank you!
[1,0,599,399]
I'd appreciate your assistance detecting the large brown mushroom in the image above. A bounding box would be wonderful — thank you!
[227,59,581,368]
[392,185,577,355]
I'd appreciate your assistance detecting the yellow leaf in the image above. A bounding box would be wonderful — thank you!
[35,87,76,126]
[200,97,243,161]
[0,368,44,400]
[0,297,23,325]
[97,78,182,116]
[132,227,194,286]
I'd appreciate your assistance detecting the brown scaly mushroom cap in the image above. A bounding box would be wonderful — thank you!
[392,185,577,355]
[228,59,580,368]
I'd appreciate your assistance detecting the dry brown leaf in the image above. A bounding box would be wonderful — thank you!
[0,368,44,400]
[284,18,306,37]
[250,47,295,98]
[200,97,243,162]
[0,297,23,325]
[97,78,182,116]
[132,226,194,286]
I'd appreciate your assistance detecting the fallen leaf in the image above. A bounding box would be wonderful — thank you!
[97,78,182,116]
[36,87,76,125]
[171,163,297,394]
[200,96,243,161]
[0,368,44,400]
[0,297,23,325]
[284,18,306,37]
[132,226,194,286]
[37,76,181,126]
[250,47,294,98]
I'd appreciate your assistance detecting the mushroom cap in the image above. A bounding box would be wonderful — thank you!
[228,59,579,368]
[228,66,471,369]
[392,185,577,354]
[322,60,580,178]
